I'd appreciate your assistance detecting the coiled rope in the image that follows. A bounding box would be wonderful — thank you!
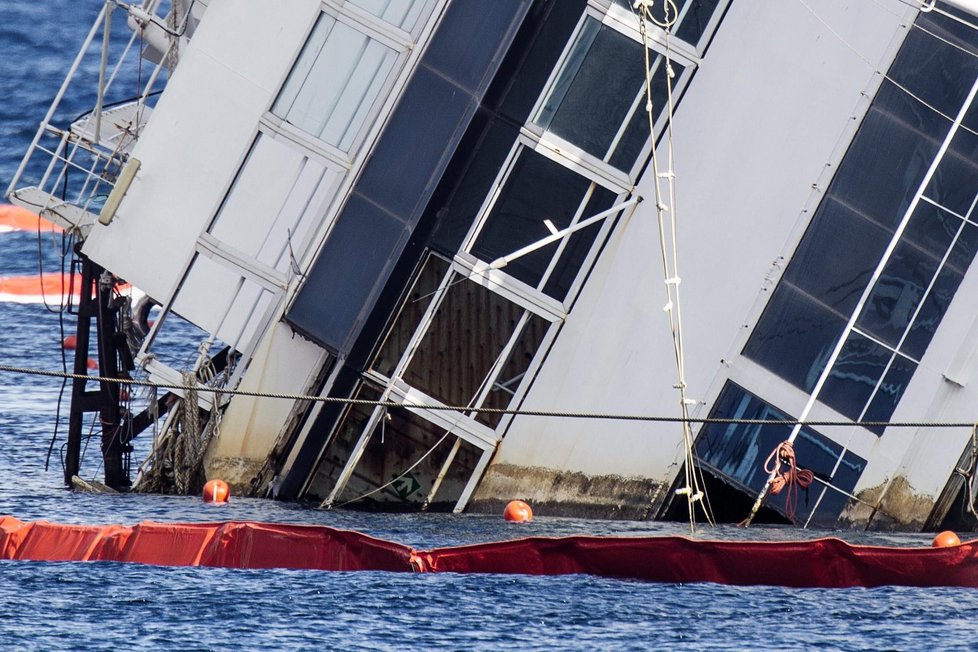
[762,441,814,524]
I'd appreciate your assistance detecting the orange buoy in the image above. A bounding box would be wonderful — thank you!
[933,531,961,548]
[86,358,98,370]
[62,335,77,350]
[503,500,533,523]
[203,479,230,504]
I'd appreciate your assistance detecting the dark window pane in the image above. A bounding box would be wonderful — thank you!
[607,58,681,173]
[430,116,521,255]
[743,285,846,393]
[372,254,451,377]
[901,201,959,260]
[901,222,978,358]
[471,149,591,289]
[924,125,978,215]
[535,20,646,159]
[783,197,891,316]
[888,27,978,120]
[829,82,945,232]
[404,277,523,407]
[477,313,549,427]
[696,382,865,524]
[857,240,939,348]
[811,450,867,523]
[818,332,892,421]
[674,0,722,46]
[542,185,617,299]
[421,0,527,93]
[862,354,917,435]
[355,66,474,218]
[286,194,409,353]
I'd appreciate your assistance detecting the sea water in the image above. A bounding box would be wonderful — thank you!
[1,2,977,650]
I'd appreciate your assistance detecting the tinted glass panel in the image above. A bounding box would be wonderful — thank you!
[421,0,526,92]
[861,354,917,435]
[828,82,945,233]
[356,66,474,218]
[924,125,978,216]
[901,221,978,359]
[743,285,846,393]
[612,0,721,46]
[887,27,978,120]
[542,185,617,299]
[535,19,646,159]
[857,240,939,348]
[783,196,891,316]
[696,383,866,524]
[818,332,891,421]
[285,194,408,353]
[471,149,591,289]
[607,58,678,173]
[674,0,722,46]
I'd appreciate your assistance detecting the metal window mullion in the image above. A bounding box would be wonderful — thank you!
[195,234,289,293]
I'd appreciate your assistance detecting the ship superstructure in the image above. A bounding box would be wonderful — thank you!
[9,0,978,531]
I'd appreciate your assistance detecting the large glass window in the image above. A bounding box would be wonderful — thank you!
[534,18,686,175]
[469,147,618,301]
[696,383,867,525]
[272,15,398,152]
[743,6,978,433]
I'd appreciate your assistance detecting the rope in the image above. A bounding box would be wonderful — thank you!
[6,358,978,428]
[635,0,714,532]
[761,441,814,524]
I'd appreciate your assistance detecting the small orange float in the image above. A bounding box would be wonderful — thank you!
[503,500,533,523]
[203,479,230,504]
[933,531,961,548]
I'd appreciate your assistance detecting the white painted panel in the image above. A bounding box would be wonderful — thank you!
[491,0,910,480]
[82,0,322,300]
[210,134,308,257]
[172,255,276,353]
[209,322,327,461]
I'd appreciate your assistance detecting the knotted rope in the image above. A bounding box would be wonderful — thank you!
[763,440,814,524]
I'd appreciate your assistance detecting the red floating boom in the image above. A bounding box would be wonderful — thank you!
[2,516,976,588]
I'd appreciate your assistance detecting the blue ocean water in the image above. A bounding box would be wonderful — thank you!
[1,2,977,650]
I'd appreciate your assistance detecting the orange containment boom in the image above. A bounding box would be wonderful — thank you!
[3,516,977,588]
[0,204,62,233]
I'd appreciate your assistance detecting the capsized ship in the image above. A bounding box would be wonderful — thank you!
[9,0,978,532]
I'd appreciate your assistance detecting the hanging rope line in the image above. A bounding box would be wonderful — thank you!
[5,359,978,427]
[634,0,714,532]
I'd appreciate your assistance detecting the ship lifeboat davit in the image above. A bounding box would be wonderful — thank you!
[0,516,976,588]
[0,204,62,233]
